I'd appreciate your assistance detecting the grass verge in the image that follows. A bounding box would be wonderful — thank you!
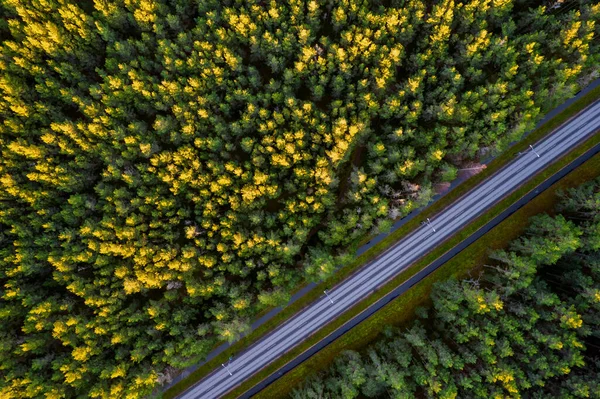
[252,135,600,399]
[163,86,600,399]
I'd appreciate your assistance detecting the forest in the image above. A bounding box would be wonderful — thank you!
[0,0,599,397]
[291,176,600,398]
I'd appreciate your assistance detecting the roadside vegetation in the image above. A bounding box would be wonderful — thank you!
[230,111,600,399]
[289,175,600,398]
[1,1,599,398]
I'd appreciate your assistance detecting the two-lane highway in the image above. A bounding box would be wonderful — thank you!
[180,101,600,399]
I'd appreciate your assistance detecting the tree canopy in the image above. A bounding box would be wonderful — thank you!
[0,0,599,397]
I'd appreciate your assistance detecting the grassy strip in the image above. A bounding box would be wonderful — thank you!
[227,100,600,398]
[252,140,600,399]
[162,86,600,399]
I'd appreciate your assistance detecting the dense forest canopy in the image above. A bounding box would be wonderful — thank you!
[0,0,599,397]
[292,177,600,399]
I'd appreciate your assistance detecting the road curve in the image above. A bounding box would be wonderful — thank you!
[179,101,600,399]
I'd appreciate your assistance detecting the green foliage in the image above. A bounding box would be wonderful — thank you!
[0,0,599,397]
[291,177,600,398]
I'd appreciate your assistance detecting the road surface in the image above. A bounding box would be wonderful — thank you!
[179,101,600,399]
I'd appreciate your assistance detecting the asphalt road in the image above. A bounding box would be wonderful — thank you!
[180,100,600,399]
